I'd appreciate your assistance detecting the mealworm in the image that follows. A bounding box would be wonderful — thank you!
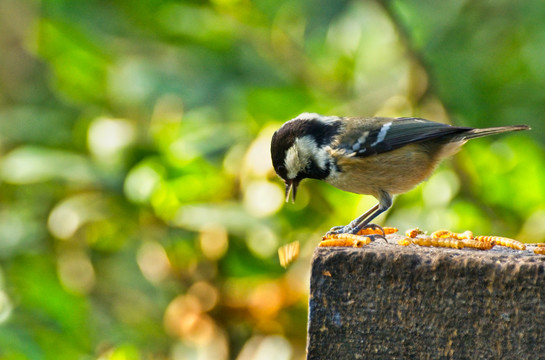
[411,236,465,249]
[436,237,465,249]
[431,230,454,239]
[397,238,412,246]
[320,233,371,247]
[456,230,474,240]
[319,239,369,248]
[405,228,423,238]
[357,226,398,236]
[474,236,526,251]
[413,237,432,247]
[431,230,474,240]
[534,247,545,255]
[462,239,495,250]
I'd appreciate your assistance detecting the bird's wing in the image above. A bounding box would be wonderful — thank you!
[336,117,471,157]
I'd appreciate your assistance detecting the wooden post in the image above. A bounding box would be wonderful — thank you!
[307,243,545,359]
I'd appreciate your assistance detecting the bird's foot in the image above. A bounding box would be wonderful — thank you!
[325,223,386,241]
[325,225,348,236]
[354,223,386,238]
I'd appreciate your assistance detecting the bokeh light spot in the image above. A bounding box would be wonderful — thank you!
[108,59,153,104]
[187,281,219,312]
[47,193,105,240]
[422,169,460,208]
[243,180,284,218]
[519,209,545,243]
[237,335,292,360]
[243,126,277,178]
[248,281,283,319]
[199,224,229,260]
[164,294,221,347]
[137,241,171,284]
[48,202,80,239]
[246,226,278,259]
[0,291,13,324]
[124,163,163,204]
[57,250,96,294]
[88,117,135,159]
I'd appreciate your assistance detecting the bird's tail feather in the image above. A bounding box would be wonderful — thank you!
[460,125,530,140]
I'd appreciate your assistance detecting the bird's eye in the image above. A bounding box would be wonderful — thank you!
[277,165,286,173]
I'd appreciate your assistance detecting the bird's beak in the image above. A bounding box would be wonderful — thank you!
[285,179,299,203]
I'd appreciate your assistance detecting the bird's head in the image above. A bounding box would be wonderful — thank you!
[270,113,341,202]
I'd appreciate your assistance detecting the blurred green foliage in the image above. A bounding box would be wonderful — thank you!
[0,0,544,359]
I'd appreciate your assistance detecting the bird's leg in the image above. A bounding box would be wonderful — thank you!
[348,191,392,237]
[346,203,379,230]
[326,203,380,236]
[326,192,393,240]
[347,208,386,236]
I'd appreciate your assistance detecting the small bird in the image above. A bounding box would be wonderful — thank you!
[270,113,530,235]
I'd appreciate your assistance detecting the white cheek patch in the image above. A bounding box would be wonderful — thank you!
[285,145,303,179]
[284,136,327,179]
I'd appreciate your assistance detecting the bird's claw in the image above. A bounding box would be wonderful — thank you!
[357,223,386,238]
[325,223,386,241]
[325,225,348,236]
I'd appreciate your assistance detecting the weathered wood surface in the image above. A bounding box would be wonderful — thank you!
[307,240,545,359]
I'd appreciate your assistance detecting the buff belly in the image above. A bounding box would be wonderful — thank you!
[325,143,459,198]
